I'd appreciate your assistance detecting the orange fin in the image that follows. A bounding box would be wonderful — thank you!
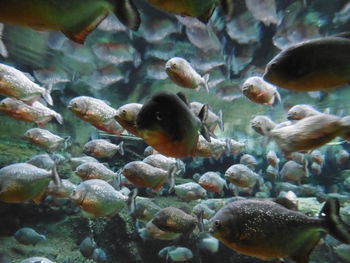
[33,193,45,204]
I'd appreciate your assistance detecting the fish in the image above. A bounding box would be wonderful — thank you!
[0,63,52,105]
[114,103,143,136]
[165,57,209,93]
[79,237,96,259]
[0,23,8,58]
[130,196,161,222]
[83,139,124,158]
[197,232,219,254]
[142,154,180,173]
[27,154,56,170]
[136,92,210,158]
[0,98,62,127]
[239,154,257,171]
[151,206,198,234]
[266,150,279,168]
[224,164,260,188]
[75,162,118,181]
[159,246,193,262]
[46,179,76,198]
[336,149,349,166]
[198,171,227,195]
[250,115,276,136]
[70,179,127,218]
[190,101,224,133]
[241,76,281,106]
[265,165,279,181]
[14,227,46,246]
[68,96,124,135]
[122,161,175,192]
[69,156,99,170]
[245,0,279,26]
[280,160,308,184]
[24,128,68,152]
[138,221,181,241]
[0,0,140,44]
[0,163,60,203]
[287,104,323,121]
[194,136,226,159]
[20,257,55,263]
[210,198,350,263]
[91,248,107,263]
[264,35,350,91]
[192,203,215,220]
[310,162,322,176]
[225,138,245,156]
[174,182,207,201]
[310,150,325,166]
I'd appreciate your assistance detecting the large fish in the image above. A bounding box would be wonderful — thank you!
[0,0,140,44]
[264,35,350,91]
[136,92,210,158]
[210,198,350,263]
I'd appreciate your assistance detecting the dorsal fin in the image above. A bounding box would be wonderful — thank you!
[176,92,190,106]
[274,197,298,211]
[335,32,350,40]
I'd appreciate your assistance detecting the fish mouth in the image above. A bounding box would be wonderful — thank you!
[286,114,293,120]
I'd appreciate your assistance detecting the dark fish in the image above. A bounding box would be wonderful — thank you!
[210,198,350,263]
[264,35,350,91]
[0,0,140,44]
[136,92,210,158]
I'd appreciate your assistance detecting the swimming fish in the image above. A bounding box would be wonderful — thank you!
[224,164,260,188]
[174,182,207,201]
[198,171,227,195]
[287,104,323,121]
[46,179,76,198]
[159,246,193,262]
[194,136,226,159]
[250,115,276,136]
[266,150,279,168]
[264,35,350,91]
[0,63,52,105]
[114,103,143,136]
[190,101,224,132]
[138,221,181,241]
[239,154,258,171]
[24,128,68,152]
[83,139,124,158]
[165,57,209,93]
[14,227,46,246]
[0,0,140,44]
[136,92,210,158]
[27,154,56,170]
[280,160,308,184]
[241,76,281,106]
[210,198,350,263]
[75,162,118,181]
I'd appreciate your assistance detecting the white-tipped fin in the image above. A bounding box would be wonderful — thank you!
[42,84,53,106]
[0,23,8,58]
[117,141,125,156]
[55,112,64,125]
[202,73,210,93]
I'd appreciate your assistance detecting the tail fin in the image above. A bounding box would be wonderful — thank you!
[320,198,350,244]
[127,188,138,215]
[51,166,62,188]
[54,112,64,124]
[117,141,125,156]
[42,84,53,106]
[202,74,210,93]
[218,110,224,131]
[167,166,176,194]
[0,23,8,58]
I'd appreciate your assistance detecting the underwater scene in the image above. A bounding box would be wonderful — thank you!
[2,0,350,262]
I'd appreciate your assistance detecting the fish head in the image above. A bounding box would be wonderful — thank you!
[241,77,261,96]
[165,57,183,75]
[287,105,305,120]
[70,185,87,205]
[68,97,86,115]
[209,208,239,242]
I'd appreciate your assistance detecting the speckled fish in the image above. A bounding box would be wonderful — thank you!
[143,154,180,173]
[241,76,281,106]
[310,162,322,176]
[136,92,210,158]
[0,98,62,127]
[69,156,99,170]
[75,162,118,181]
[194,136,226,159]
[165,57,209,93]
[122,161,175,192]
[239,154,257,171]
[224,164,260,188]
[0,0,140,44]
[190,102,224,133]
[198,171,227,195]
[152,206,198,234]
[174,182,207,201]
[264,35,350,91]
[287,104,323,121]
[20,257,55,263]
[114,103,143,136]
[46,179,76,198]
[0,163,60,203]
[210,198,350,263]
[138,221,181,241]
[14,227,46,246]
[83,139,124,159]
[280,160,308,184]
[68,96,124,135]
[145,0,230,23]
[0,63,52,105]
[79,237,96,259]
[24,128,67,152]
[250,115,276,136]
[70,179,127,218]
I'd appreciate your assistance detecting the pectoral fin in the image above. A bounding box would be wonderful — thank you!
[112,0,140,30]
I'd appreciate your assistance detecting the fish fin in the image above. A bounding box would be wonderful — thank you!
[219,0,235,21]
[196,210,205,232]
[290,232,323,263]
[201,126,211,143]
[197,6,216,23]
[272,90,282,106]
[274,197,298,211]
[176,92,190,107]
[127,188,138,214]
[33,193,46,204]
[320,198,350,244]
[218,110,224,131]
[63,136,71,150]
[335,32,350,40]
[198,104,209,123]
[202,74,210,93]
[167,166,176,194]
[54,112,64,124]
[62,12,109,44]
[112,0,140,30]
[42,84,53,106]
[51,166,62,188]
[118,141,125,156]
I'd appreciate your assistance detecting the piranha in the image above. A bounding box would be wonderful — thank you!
[136,91,210,158]
[0,0,140,44]
[263,35,350,92]
[210,198,350,263]
[287,104,324,121]
[114,103,143,136]
[83,139,124,159]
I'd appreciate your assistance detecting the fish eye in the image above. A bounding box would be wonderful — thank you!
[171,63,177,69]
[214,220,221,228]
[156,111,163,121]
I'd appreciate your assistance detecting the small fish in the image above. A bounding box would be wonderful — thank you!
[0,63,52,105]
[0,163,60,203]
[75,162,118,182]
[225,138,245,156]
[152,206,198,234]
[198,171,227,196]
[190,102,224,133]
[264,35,350,91]
[245,0,279,26]
[24,128,68,152]
[68,96,124,135]
[250,115,276,136]
[194,136,226,159]
[336,149,350,166]
[0,98,62,127]
[310,162,322,176]
[14,227,46,246]
[197,232,219,254]
[266,150,279,168]
[136,92,210,158]
[46,179,76,198]
[159,246,193,262]
[265,165,279,181]
[70,179,127,218]
[174,182,207,201]
[280,160,308,184]
[114,103,143,136]
[224,164,260,188]
[0,0,140,44]
[144,146,159,156]
[310,150,325,166]
[142,154,179,173]
[91,248,108,263]
[210,198,350,263]
[27,154,56,170]
[79,237,96,259]
[69,156,99,170]
[122,161,175,192]
[241,76,281,106]
[239,154,258,171]
[165,57,209,93]
[0,23,8,58]
[287,104,323,121]
[83,139,124,159]
[20,257,55,263]
[138,221,181,241]
[192,203,215,220]
[130,196,161,222]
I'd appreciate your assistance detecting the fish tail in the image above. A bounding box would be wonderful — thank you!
[0,23,8,58]
[51,166,62,188]
[320,198,350,244]
[272,90,282,106]
[110,0,140,30]
[63,136,71,150]
[218,109,224,131]
[42,83,53,106]
[167,166,176,194]
[202,73,210,93]
[127,188,138,215]
[117,141,125,156]
[55,112,64,125]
